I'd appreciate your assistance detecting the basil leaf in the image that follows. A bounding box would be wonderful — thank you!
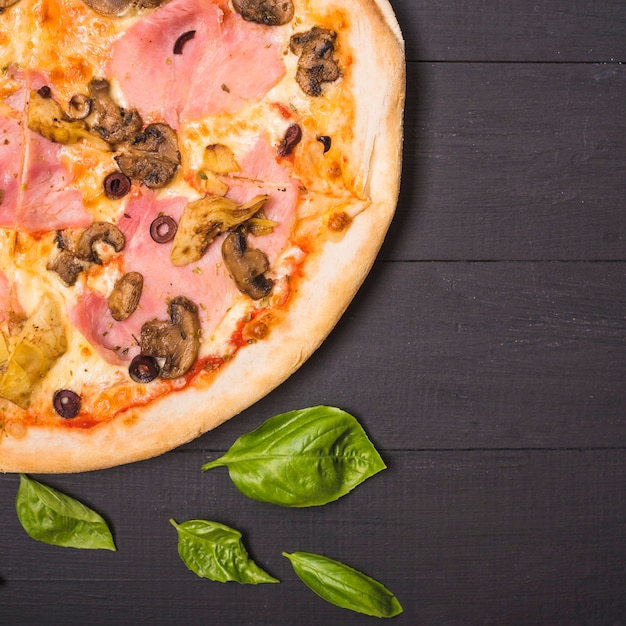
[201,406,386,507]
[283,551,403,618]
[15,474,116,551]
[170,519,279,584]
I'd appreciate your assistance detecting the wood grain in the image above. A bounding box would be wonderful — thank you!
[2,0,625,624]
[389,62,626,261]
[1,449,625,624]
[395,0,626,63]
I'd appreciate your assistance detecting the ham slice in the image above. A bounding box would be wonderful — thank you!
[0,69,92,232]
[0,111,23,228]
[108,0,285,124]
[72,135,300,362]
[17,131,92,232]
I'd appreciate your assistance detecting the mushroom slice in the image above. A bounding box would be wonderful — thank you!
[67,94,92,121]
[87,79,143,145]
[170,194,268,267]
[47,250,87,287]
[108,272,143,321]
[75,222,125,264]
[140,296,201,379]
[115,123,181,189]
[290,27,340,97]
[81,0,166,17]
[232,0,294,25]
[222,230,274,300]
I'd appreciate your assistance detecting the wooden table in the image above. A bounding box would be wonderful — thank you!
[2,1,625,623]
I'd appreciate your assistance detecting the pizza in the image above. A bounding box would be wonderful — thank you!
[0,0,404,472]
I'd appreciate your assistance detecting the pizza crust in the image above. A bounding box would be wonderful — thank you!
[0,0,404,472]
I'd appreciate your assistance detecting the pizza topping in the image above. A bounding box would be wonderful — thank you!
[67,94,92,121]
[103,171,132,199]
[277,124,302,158]
[107,272,144,321]
[76,222,125,264]
[0,297,67,409]
[289,27,340,97]
[47,250,87,287]
[139,296,201,379]
[149,215,178,243]
[108,0,286,121]
[27,90,105,148]
[316,135,332,153]
[52,389,81,419]
[203,144,240,175]
[170,194,268,267]
[81,0,165,17]
[128,354,160,383]
[37,86,52,99]
[222,230,273,300]
[231,0,294,26]
[173,30,197,55]
[115,123,181,189]
[87,79,143,146]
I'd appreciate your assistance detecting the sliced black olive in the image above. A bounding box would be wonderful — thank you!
[53,389,81,418]
[37,85,51,99]
[129,354,160,383]
[103,171,132,199]
[150,215,178,243]
[173,30,196,55]
[316,135,331,153]
[277,123,302,157]
[232,0,294,25]
[76,222,125,264]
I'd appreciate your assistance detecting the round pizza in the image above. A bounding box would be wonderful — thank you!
[0,0,404,472]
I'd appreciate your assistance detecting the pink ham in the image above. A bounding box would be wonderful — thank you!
[0,112,23,228]
[107,0,285,124]
[71,135,300,363]
[69,292,139,364]
[17,131,92,232]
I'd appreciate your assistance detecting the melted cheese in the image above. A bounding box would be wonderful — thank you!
[0,0,361,428]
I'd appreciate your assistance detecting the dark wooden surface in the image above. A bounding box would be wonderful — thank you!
[2,1,626,624]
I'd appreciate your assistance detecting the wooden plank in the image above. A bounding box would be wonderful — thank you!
[1,449,625,624]
[388,62,626,261]
[393,0,626,62]
[178,261,626,452]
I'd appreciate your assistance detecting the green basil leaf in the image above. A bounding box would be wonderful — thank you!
[201,406,386,507]
[283,551,403,618]
[15,474,116,551]
[170,519,279,584]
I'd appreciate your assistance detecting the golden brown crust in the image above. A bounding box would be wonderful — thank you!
[0,0,404,473]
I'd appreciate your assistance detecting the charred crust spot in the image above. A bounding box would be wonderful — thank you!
[328,210,352,233]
